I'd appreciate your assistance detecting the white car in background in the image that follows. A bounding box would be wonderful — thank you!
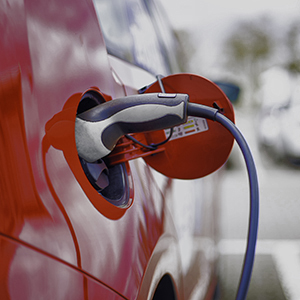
[258,67,300,165]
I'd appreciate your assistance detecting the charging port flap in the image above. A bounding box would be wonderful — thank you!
[142,73,235,179]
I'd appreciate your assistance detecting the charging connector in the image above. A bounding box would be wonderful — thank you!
[75,93,189,162]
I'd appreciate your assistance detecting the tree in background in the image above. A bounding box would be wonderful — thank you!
[223,17,274,108]
[285,20,300,74]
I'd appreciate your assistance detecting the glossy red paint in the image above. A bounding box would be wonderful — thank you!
[1,0,168,298]
[1,0,220,299]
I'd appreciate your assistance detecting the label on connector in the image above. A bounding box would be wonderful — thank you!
[164,116,208,141]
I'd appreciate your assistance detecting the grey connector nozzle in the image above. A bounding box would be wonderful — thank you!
[75,93,189,162]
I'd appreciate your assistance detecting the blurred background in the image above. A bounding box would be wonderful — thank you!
[160,0,300,299]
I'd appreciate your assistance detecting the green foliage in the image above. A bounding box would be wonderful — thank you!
[285,21,300,74]
[224,17,274,72]
[222,17,275,108]
[222,16,300,108]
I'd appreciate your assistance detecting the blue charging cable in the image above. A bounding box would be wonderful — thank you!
[188,103,259,300]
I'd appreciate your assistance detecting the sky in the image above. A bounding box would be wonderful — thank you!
[159,0,300,78]
[160,0,300,30]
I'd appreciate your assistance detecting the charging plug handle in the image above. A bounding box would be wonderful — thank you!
[75,93,189,162]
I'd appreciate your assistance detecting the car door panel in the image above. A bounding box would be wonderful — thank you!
[0,0,219,299]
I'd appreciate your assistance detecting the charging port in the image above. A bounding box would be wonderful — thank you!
[77,90,131,207]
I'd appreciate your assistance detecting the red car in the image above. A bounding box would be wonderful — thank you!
[0,0,236,299]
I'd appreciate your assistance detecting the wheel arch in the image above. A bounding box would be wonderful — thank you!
[152,273,178,300]
[136,235,183,300]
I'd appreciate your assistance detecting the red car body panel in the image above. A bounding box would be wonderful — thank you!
[1,0,218,299]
